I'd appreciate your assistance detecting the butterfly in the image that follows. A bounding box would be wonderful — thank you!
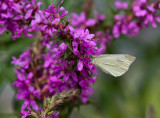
[92,54,136,77]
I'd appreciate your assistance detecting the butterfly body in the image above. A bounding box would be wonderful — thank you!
[92,54,136,77]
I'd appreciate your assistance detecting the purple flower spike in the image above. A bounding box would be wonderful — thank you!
[9,0,160,117]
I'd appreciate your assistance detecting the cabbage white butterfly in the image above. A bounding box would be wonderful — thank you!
[92,54,136,77]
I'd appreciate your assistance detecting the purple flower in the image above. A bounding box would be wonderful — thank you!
[113,15,140,38]
[71,12,97,27]
[0,0,42,40]
[21,99,38,111]
[59,42,68,53]
[0,24,6,34]
[132,0,160,28]
[132,2,147,17]
[81,87,94,104]
[44,1,68,21]
[71,12,86,27]
[95,30,113,52]
[77,60,83,71]
[94,11,106,20]
[11,50,31,69]
[144,14,157,28]
[21,110,31,118]
[115,1,128,10]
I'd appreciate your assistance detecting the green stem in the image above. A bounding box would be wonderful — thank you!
[31,112,39,118]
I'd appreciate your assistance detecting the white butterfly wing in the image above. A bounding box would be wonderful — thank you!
[92,54,136,77]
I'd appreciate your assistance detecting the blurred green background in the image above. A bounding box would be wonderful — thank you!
[0,0,160,118]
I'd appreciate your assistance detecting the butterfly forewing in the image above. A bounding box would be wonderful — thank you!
[92,54,135,77]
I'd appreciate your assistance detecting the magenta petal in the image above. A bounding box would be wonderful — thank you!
[37,2,42,7]
[72,72,78,82]
[63,73,70,82]
[25,9,33,19]
[98,14,105,20]
[77,60,83,71]
[0,20,5,24]
[80,12,86,22]
[147,6,155,13]
[24,32,34,38]
[59,42,67,52]
[85,19,97,26]
[31,100,38,111]
[13,15,23,20]
[87,34,95,39]
[28,86,34,92]
[52,112,59,118]
[21,110,31,118]
[21,100,29,110]
[60,10,68,18]
[1,3,8,10]
[59,7,65,11]
[155,16,160,23]
[35,13,41,23]
[58,0,64,9]
[52,18,60,24]
[0,25,6,34]
[81,97,87,104]
[91,66,98,75]
[27,72,33,79]
[115,1,128,9]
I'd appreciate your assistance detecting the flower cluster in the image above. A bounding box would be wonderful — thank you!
[112,0,160,38]
[0,0,68,40]
[113,15,140,38]
[71,0,160,46]
[132,0,160,28]
[11,1,103,117]
[0,0,43,39]
[12,28,100,117]
[115,0,128,10]
[71,11,105,28]
[71,11,108,51]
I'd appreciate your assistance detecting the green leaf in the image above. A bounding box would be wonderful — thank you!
[65,41,72,51]
[64,48,71,59]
